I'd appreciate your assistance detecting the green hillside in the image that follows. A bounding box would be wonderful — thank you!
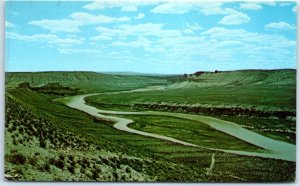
[6,71,168,93]
[169,69,296,88]
[87,69,296,111]
[5,93,200,181]
[85,69,296,144]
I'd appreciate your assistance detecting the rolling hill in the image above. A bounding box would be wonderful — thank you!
[168,69,296,89]
[5,71,168,93]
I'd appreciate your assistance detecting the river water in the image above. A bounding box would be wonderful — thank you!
[57,87,296,162]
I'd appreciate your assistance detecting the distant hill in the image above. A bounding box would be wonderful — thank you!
[100,71,180,77]
[168,69,296,89]
[5,69,296,92]
[5,71,168,93]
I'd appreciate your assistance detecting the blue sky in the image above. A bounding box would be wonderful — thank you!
[5,1,297,74]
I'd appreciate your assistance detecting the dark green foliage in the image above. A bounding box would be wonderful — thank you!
[49,157,64,169]
[42,163,51,172]
[7,152,27,165]
[28,83,79,96]
[67,165,75,174]
[28,157,38,166]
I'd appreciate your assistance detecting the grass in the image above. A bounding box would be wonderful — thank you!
[4,69,297,182]
[6,71,169,93]
[87,85,295,112]
[5,93,206,181]
[6,88,296,182]
[122,114,265,152]
[86,69,296,112]
[84,69,296,144]
[86,100,296,144]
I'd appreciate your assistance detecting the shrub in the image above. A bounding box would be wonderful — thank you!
[28,157,38,166]
[18,138,24,145]
[59,154,65,161]
[68,165,75,174]
[42,163,51,172]
[102,158,110,166]
[112,171,118,180]
[49,157,65,169]
[39,140,47,148]
[125,167,130,173]
[7,153,27,165]
[68,154,74,161]
[12,139,18,146]
[7,127,13,133]
[18,127,24,134]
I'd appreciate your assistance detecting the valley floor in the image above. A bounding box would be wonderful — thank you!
[5,87,296,182]
[4,70,296,182]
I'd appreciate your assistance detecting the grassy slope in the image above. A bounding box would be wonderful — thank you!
[86,69,296,143]
[88,69,296,110]
[6,90,210,181]
[5,96,152,181]
[6,71,168,92]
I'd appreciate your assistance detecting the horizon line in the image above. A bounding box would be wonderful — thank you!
[4,68,297,75]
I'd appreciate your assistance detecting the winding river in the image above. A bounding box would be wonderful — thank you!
[57,86,296,162]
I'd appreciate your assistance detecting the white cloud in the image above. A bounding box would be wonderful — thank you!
[29,12,130,33]
[84,0,157,12]
[202,27,295,48]
[5,21,16,28]
[219,10,250,25]
[262,2,277,6]
[265,22,295,30]
[198,2,228,15]
[49,38,83,47]
[93,23,181,40]
[54,23,295,70]
[151,3,193,14]
[90,34,113,41]
[58,48,102,55]
[121,6,138,12]
[29,19,81,33]
[240,3,262,10]
[134,13,145,19]
[183,29,194,34]
[292,6,297,13]
[6,32,56,41]
[188,27,295,68]
[70,12,130,23]
[187,23,202,31]
[151,2,227,15]
[9,11,20,16]
[279,2,291,6]
[5,32,83,47]
[112,36,152,48]
[182,23,202,35]
[83,1,112,10]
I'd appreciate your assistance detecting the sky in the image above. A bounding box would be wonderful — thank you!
[5,0,297,74]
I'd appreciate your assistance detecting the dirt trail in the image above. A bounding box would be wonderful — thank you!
[57,86,296,162]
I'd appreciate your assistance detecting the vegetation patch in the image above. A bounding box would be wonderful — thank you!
[4,70,296,182]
